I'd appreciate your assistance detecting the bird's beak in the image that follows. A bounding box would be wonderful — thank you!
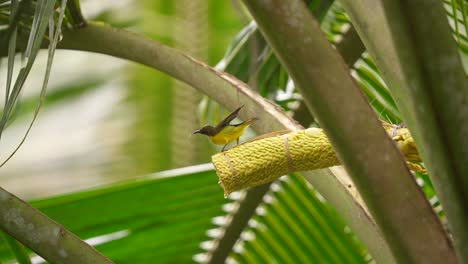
[192,129,201,135]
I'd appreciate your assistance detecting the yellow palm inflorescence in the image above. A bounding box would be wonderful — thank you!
[212,123,424,195]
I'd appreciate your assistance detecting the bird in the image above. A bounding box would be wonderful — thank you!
[193,106,257,151]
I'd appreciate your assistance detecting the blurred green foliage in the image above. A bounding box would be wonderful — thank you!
[0,0,466,263]
[124,0,245,175]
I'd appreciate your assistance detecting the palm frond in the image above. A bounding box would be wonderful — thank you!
[0,164,225,263]
[226,175,367,263]
[1,232,31,264]
[0,0,69,167]
[444,0,468,55]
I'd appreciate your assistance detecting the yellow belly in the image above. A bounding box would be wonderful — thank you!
[210,125,249,145]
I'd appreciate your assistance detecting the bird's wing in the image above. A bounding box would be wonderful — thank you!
[214,105,244,132]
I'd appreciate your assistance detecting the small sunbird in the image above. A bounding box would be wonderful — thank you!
[193,106,257,151]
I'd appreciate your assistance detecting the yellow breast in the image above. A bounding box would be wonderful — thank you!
[210,125,250,145]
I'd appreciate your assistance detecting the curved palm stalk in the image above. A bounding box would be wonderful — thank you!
[340,0,467,262]
[241,0,455,263]
[0,187,113,264]
[54,22,394,262]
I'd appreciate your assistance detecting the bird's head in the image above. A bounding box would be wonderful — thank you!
[192,125,216,136]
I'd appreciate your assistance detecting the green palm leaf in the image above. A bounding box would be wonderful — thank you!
[0,164,226,263]
[225,175,366,263]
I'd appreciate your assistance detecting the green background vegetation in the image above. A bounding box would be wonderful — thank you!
[0,0,467,263]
